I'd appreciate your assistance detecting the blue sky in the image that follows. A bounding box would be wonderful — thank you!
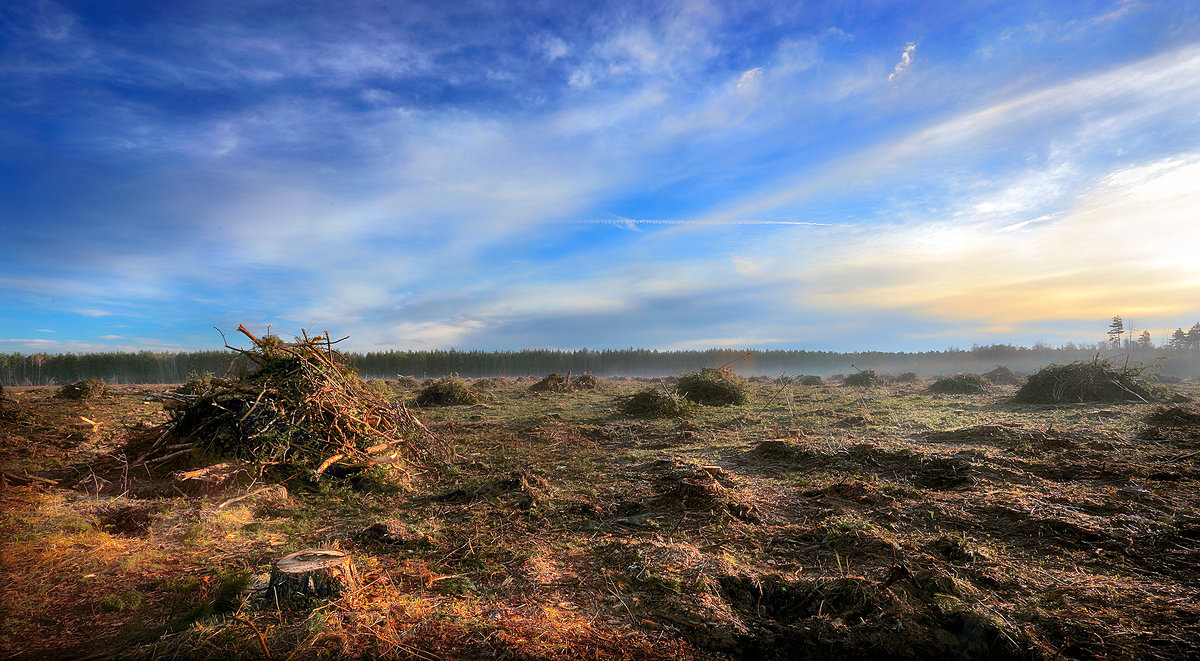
[2,0,1199,353]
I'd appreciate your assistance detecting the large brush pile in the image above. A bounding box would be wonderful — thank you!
[1012,359,1159,405]
[158,326,430,478]
[56,379,108,400]
[676,368,748,406]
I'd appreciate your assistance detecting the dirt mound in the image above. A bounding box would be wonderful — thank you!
[749,439,820,463]
[1013,360,1158,404]
[842,370,880,387]
[155,326,429,479]
[56,379,107,400]
[843,444,974,489]
[676,368,748,406]
[706,573,1030,661]
[924,423,1048,445]
[983,365,1021,385]
[617,390,694,418]
[649,462,760,522]
[432,470,548,510]
[95,501,162,537]
[1145,404,1200,427]
[929,373,990,394]
[415,376,479,406]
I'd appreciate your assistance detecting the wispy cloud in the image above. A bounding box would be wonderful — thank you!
[888,42,916,81]
[2,1,1196,353]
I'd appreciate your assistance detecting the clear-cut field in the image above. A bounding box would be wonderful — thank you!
[1,377,1198,659]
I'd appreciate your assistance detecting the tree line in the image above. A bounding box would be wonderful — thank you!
[2,340,1197,386]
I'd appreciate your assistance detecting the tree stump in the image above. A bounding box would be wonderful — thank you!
[677,477,725,504]
[268,549,360,602]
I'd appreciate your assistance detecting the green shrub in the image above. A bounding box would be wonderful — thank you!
[675,368,748,406]
[799,375,824,386]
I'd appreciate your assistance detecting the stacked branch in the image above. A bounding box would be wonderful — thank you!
[151,325,433,479]
[1012,358,1159,405]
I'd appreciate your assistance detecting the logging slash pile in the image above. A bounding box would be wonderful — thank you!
[1012,359,1159,404]
[154,326,431,479]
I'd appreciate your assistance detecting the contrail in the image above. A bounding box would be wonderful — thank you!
[566,218,831,226]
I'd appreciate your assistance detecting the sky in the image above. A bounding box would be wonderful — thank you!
[2,0,1199,354]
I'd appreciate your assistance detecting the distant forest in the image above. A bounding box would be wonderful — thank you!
[2,341,1197,386]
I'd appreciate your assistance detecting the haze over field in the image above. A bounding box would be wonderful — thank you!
[2,1,1199,353]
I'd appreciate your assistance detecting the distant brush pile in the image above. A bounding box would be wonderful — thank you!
[159,326,430,478]
[983,365,1021,385]
[56,379,108,400]
[676,368,748,406]
[842,370,881,388]
[529,372,599,393]
[617,389,695,418]
[929,373,990,395]
[1013,359,1158,405]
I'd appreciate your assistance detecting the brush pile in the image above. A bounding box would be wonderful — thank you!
[617,389,695,418]
[154,326,430,478]
[529,372,599,393]
[929,372,990,394]
[56,379,107,400]
[983,365,1021,385]
[415,376,479,406]
[676,368,748,406]
[842,370,880,388]
[1012,359,1159,405]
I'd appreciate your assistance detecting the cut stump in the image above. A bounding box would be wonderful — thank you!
[269,549,360,602]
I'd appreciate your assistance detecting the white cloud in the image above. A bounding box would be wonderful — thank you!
[770,154,1200,323]
[568,68,593,89]
[74,308,111,317]
[537,34,570,61]
[888,42,916,81]
[736,67,764,93]
[708,43,1200,223]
